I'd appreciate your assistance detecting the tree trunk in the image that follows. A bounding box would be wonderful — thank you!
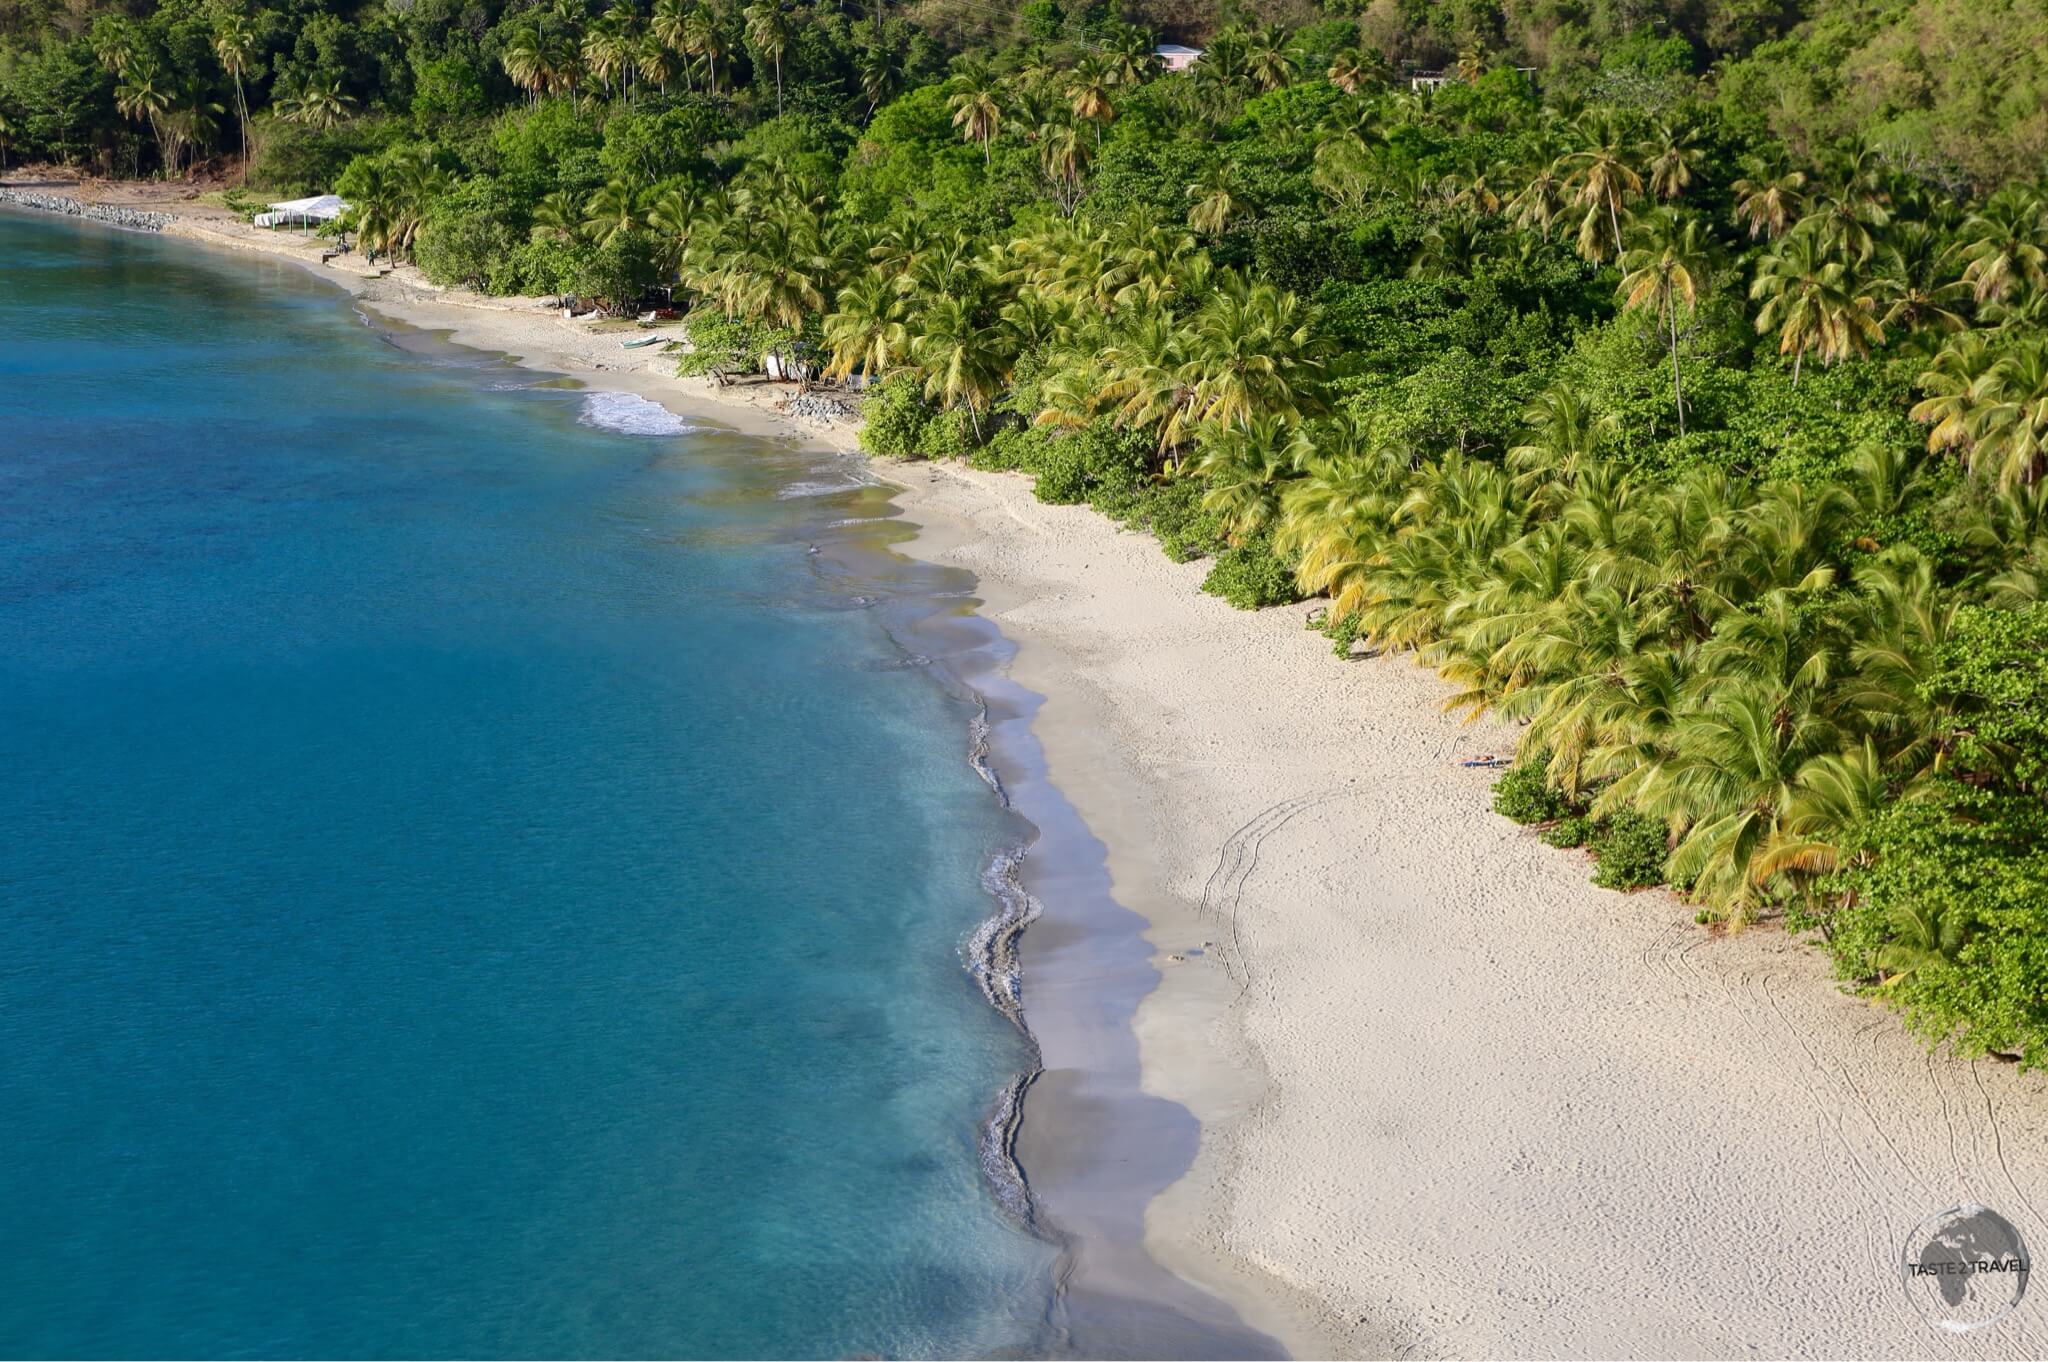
[234,77,248,182]
[1667,294,1685,436]
[1792,346,1803,387]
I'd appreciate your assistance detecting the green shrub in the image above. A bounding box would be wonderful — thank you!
[1114,477,1227,562]
[972,425,1048,472]
[1493,763,1568,824]
[249,114,404,194]
[1030,437,1088,503]
[1315,609,1367,657]
[1075,423,1150,503]
[569,229,660,311]
[674,314,799,378]
[410,56,488,126]
[1201,530,1298,609]
[1591,810,1669,890]
[914,409,974,460]
[495,235,581,295]
[1007,421,1153,505]
[412,175,528,290]
[414,214,517,291]
[857,378,934,458]
[1543,815,1594,848]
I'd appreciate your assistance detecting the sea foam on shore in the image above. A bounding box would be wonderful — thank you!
[575,389,702,436]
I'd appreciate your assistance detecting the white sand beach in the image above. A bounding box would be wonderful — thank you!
[27,183,2048,1358]
[887,460,2048,1359]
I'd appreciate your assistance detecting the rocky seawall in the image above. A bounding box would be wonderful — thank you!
[0,189,172,231]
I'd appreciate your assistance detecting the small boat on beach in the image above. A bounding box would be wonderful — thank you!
[620,335,668,349]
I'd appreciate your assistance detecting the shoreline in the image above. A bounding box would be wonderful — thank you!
[18,188,2048,1358]
[3,195,1279,1353]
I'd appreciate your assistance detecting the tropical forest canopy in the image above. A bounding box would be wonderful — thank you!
[4,0,2047,1067]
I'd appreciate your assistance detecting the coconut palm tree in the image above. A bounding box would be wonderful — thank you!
[1326,46,1383,95]
[1507,383,1610,506]
[822,269,909,383]
[1192,413,1313,541]
[912,294,1013,437]
[1617,210,1710,434]
[1803,140,1892,262]
[1749,738,1890,896]
[1623,683,1841,918]
[1192,27,1248,104]
[724,201,830,372]
[1242,24,1297,93]
[651,0,690,85]
[346,148,448,261]
[583,14,631,102]
[212,15,255,177]
[1507,158,1568,237]
[1641,122,1700,201]
[1408,212,1487,278]
[742,1,791,114]
[1876,900,1974,987]
[1554,111,1643,264]
[946,61,1002,164]
[686,4,726,93]
[1185,163,1238,235]
[636,31,675,94]
[280,78,356,130]
[162,84,225,173]
[582,178,641,244]
[113,60,175,171]
[1957,339,2048,488]
[1065,53,1118,146]
[501,23,549,103]
[855,39,900,122]
[1086,309,1196,453]
[1036,120,1086,213]
[1749,224,1884,384]
[1731,157,1806,241]
[1911,334,2000,456]
[1099,22,1155,85]
[1956,187,2048,306]
[1873,221,1971,338]
[531,191,584,241]
[1178,278,1327,432]
[643,182,721,268]
[540,28,583,96]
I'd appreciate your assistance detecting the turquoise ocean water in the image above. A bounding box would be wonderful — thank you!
[0,209,1059,1358]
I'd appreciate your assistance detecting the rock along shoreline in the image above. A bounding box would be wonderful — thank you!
[0,188,172,231]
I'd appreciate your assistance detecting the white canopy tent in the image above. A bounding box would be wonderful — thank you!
[255,195,350,229]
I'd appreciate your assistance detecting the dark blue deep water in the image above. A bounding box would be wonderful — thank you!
[0,210,1055,1358]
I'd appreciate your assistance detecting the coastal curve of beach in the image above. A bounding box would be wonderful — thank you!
[20,183,2048,1359]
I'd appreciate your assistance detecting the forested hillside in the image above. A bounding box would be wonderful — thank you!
[4,0,2045,1068]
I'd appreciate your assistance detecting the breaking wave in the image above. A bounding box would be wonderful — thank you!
[576,390,700,436]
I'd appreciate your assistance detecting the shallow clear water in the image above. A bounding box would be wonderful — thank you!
[0,211,1056,1358]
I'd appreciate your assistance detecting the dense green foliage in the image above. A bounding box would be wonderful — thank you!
[10,0,2047,1067]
